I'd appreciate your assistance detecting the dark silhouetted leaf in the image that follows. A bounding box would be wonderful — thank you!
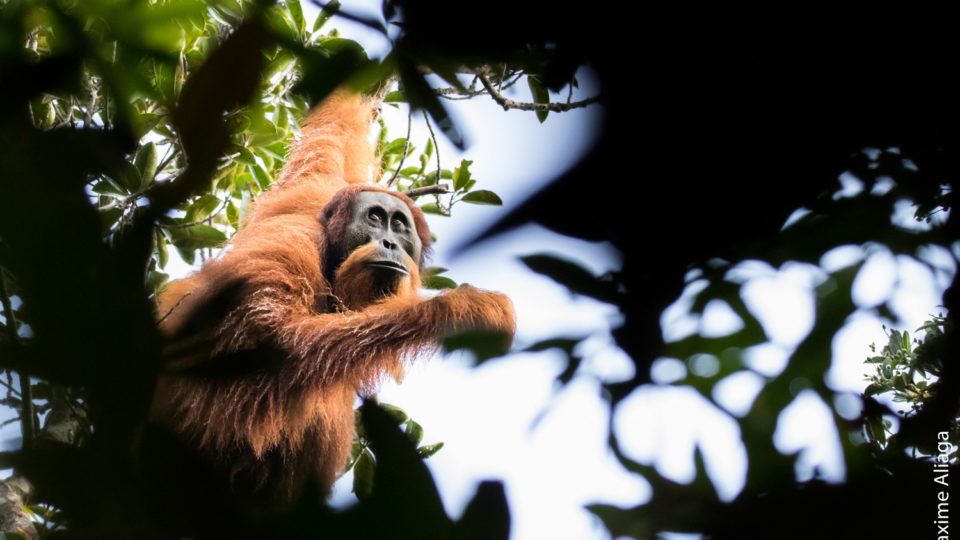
[443,330,512,365]
[520,253,618,303]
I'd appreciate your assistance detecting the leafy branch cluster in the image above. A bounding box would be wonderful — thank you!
[862,315,958,460]
[0,1,565,535]
[345,404,444,500]
[21,0,510,298]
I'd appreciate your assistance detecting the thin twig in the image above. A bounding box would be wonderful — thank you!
[477,73,600,113]
[420,110,447,215]
[386,107,413,187]
[435,87,486,97]
[0,372,19,397]
[83,81,96,129]
[0,272,35,449]
[165,197,230,229]
[157,291,192,325]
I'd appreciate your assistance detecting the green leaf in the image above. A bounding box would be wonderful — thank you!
[417,441,444,459]
[286,0,305,33]
[404,419,424,446]
[313,0,340,32]
[262,50,296,83]
[226,200,239,229]
[461,190,502,206]
[185,194,222,222]
[155,227,169,269]
[104,161,141,194]
[453,159,473,192]
[236,147,257,166]
[384,90,406,103]
[527,75,550,123]
[443,330,512,365]
[421,170,438,186]
[134,142,159,189]
[380,403,408,424]
[132,113,163,139]
[420,203,443,215]
[275,105,291,133]
[250,164,272,189]
[263,5,298,39]
[423,137,434,161]
[381,138,408,156]
[234,171,255,192]
[423,275,458,289]
[166,224,227,252]
[353,448,375,500]
[92,179,127,196]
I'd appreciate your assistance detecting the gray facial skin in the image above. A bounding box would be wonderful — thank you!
[343,191,422,276]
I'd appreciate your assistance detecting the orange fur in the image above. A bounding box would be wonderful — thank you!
[151,91,515,504]
[246,91,378,225]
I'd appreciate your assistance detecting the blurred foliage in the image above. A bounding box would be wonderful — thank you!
[0,0,958,539]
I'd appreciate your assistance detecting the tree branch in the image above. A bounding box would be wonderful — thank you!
[477,73,600,113]
[403,185,449,198]
[420,110,448,215]
[0,272,35,449]
[386,107,413,188]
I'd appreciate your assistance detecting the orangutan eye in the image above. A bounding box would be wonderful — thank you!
[391,213,408,230]
[367,208,384,223]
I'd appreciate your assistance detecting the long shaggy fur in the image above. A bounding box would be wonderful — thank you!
[152,91,515,503]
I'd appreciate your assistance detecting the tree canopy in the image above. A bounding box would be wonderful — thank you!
[0,1,957,539]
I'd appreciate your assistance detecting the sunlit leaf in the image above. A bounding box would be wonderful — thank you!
[461,190,501,205]
[313,0,340,32]
[417,442,444,459]
[286,0,305,34]
[353,448,375,500]
[453,159,473,192]
[404,419,424,446]
[133,142,159,189]
[380,403,408,424]
[423,275,457,289]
